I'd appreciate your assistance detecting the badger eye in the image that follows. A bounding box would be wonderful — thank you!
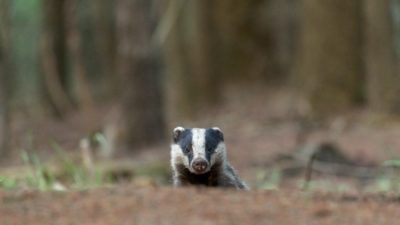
[183,145,192,154]
[206,147,213,153]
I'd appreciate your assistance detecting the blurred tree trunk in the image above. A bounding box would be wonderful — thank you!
[364,0,400,113]
[267,0,299,79]
[0,53,9,157]
[215,0,279,82]
[42,0,67,86]
[164,0,222,119]
[116,0,165,148]
[295,0,363,117]
[163,0,192,119]
[190,0,221,107]
[91,0,116,92]
[65,0,94,111]
[0,0,11,157]
[41,0,74,117]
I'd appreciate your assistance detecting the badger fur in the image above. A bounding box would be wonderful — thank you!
[170,127,248,190]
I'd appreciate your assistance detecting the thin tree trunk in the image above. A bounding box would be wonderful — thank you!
[116,0,165,149]
[365,0,400,113]
[0,56,9,157]
[0,76,8,157]
[0,0,11,157]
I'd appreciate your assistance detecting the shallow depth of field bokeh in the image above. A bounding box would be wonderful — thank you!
[1,1,400,225]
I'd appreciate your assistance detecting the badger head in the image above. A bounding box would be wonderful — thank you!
[170,127,226,175]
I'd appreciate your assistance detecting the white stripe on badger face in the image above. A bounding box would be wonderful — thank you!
[191,128,206,161]
[210,142,226,166]
[170,143,189,169]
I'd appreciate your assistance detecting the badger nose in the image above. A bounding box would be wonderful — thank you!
[192,159,209,173]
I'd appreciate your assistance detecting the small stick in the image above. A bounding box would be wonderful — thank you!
[303,153,316,190]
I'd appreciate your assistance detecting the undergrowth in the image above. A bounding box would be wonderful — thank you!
[0,141,170,191]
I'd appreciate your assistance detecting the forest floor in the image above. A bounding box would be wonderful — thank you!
[1,186,399,225]
[2,84,400,224]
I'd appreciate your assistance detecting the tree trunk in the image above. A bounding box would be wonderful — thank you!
[41,0,74,117]
[267,0,299,79]
[0,53,9,157]
[163,0,193,119]
[364,0,400,113]
[164,0,222,120]
[65,0,94,112]
[295,0,363,118]
[0,0,11,157]
[42,0,68,90]
[91,0,116,92]
[116,0,165,149]
[190,0,222,107]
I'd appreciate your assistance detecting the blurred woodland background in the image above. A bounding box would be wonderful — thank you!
[1,0,400,181]
[3,2,400,223]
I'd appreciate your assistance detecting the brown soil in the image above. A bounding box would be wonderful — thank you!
[1,186,399,225]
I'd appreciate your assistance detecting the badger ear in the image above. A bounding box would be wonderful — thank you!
[173,127,185,143]
[212,127,224,141]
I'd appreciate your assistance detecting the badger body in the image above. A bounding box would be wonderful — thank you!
[170,127,248,190]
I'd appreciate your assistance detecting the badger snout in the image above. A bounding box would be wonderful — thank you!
[191,159,209,173]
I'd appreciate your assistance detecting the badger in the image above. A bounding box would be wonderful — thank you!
[170,127,248,190]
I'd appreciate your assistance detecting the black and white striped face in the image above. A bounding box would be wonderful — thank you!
[170,127,226,174]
